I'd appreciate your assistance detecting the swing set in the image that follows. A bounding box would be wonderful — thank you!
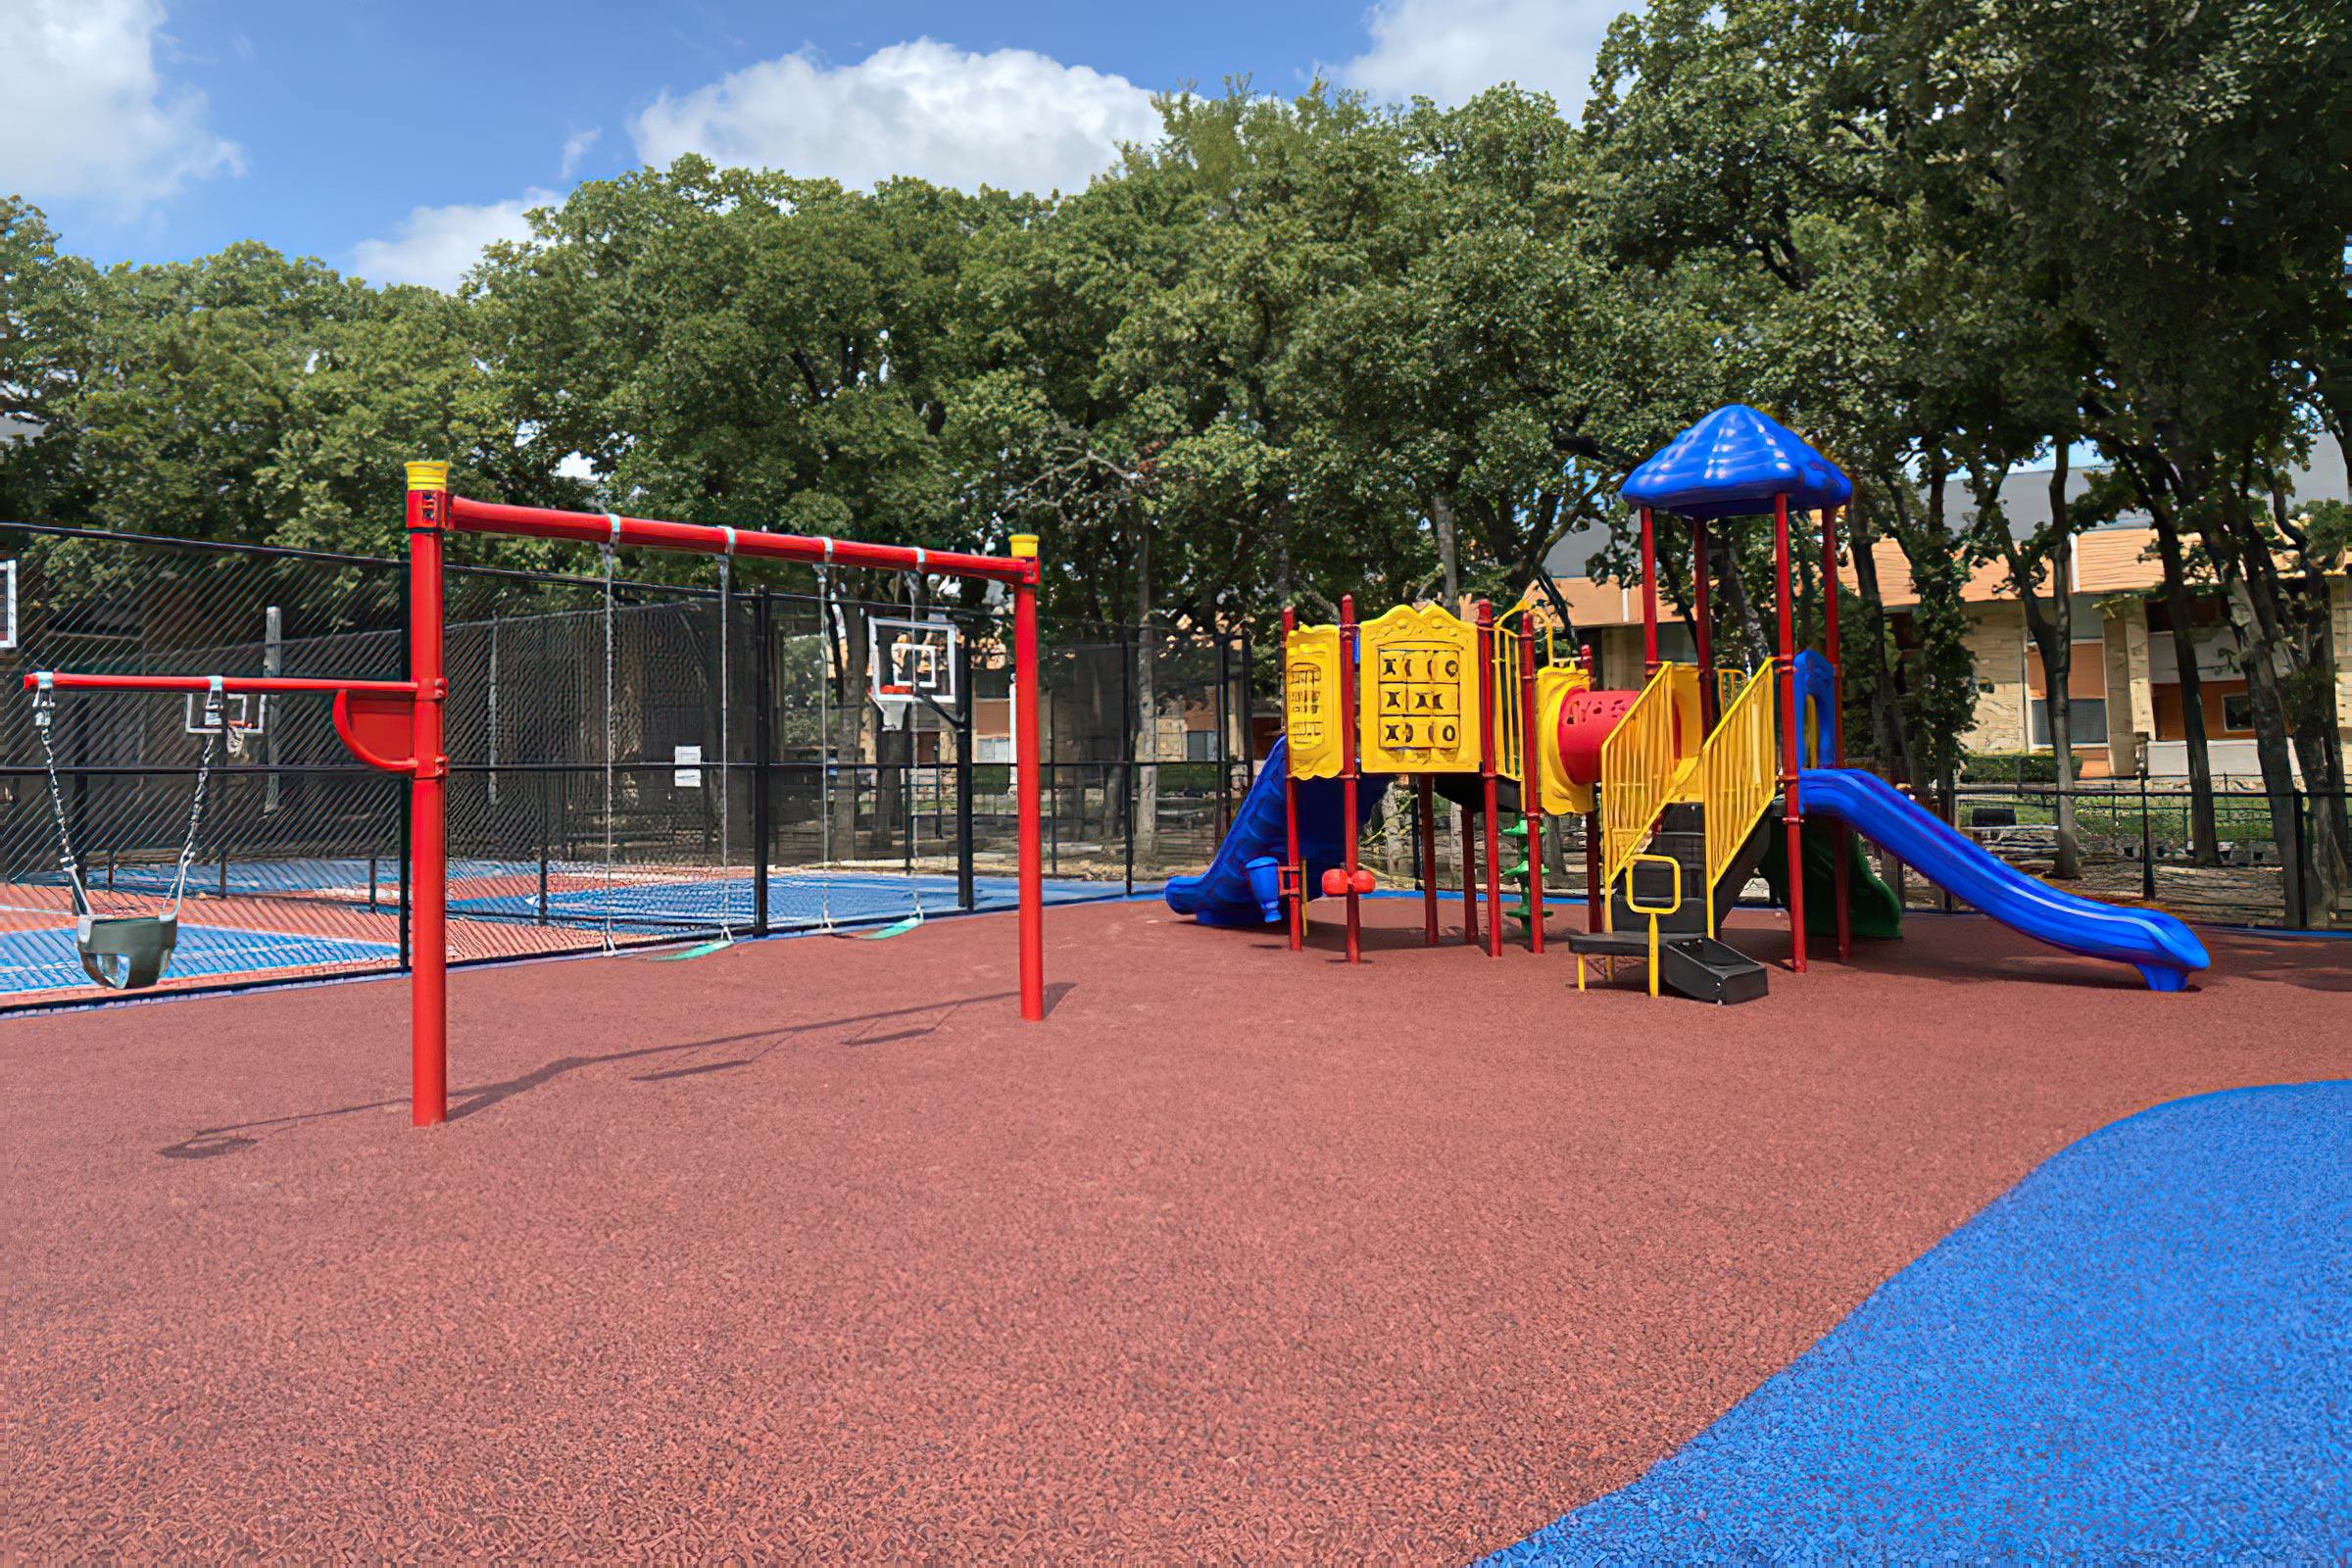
[20,463,1049,1126]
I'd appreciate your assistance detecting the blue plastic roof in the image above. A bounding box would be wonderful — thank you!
[1620,405,1853,520]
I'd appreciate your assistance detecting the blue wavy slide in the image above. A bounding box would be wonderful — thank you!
[1798,766,2210,991]
[1165,737,1392,927]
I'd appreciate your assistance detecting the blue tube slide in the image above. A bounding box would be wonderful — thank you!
[1165,737,1393,928]
[1796,766,2210,991]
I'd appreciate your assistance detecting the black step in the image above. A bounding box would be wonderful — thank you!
[1566,929,1770,1004]
[1658,935,1770,1004]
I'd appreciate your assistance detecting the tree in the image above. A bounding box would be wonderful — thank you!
[0,198,96,521]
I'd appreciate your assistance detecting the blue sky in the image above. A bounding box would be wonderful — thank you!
[4,0,1629,288]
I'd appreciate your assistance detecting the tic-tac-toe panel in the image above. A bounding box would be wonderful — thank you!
[1357,605,1483,773]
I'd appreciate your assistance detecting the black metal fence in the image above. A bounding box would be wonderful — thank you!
[0,522,1267,1007]
[2,522,2337,1009]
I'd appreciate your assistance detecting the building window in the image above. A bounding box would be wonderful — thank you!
[2030,697,2109,747]
[1185,729,1216,761]
[2222,693,2255,734]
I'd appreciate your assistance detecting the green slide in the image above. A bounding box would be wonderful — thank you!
[1757,814,1903,941]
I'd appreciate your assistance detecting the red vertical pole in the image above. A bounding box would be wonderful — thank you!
[1281,606,1304,953]
[1775,494,1807,974]
[1519,630,1544,954]
[404,463,449,1127]
[1012,534,1047,1016]
[1582,642,1601,934]
[1417,775,1439,946]
[1477,600,1501,957]
[1339,594,1361,964]
[1822,507,1851,958]
[1692,516,1715,732]
[1640,506,1660,678]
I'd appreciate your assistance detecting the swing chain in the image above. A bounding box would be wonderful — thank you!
[29,675,90,914]
[29,674,219,920]
[166,682,224,916]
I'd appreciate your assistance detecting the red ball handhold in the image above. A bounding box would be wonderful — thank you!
[1321,867,1349,897]
[1350,868,1376,894]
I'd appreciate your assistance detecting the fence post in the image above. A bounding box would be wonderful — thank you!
[1122,622,1137,897]
[1214,630,1233,839]
[752,589,772,937]
[2139,773,2156,902]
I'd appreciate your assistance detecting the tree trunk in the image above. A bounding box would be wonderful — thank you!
[1432,485,1460,612]
[2146,497,2220,864]
[1133,517,1158,867]
[2011,451,2081,878]
[1845,495,1919,783]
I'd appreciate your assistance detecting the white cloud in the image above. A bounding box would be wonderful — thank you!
[560,127,602,178]
[629,38,1161,195]
[351,188,556,292]
[1337,0,1625,115]
[0,0,242,210]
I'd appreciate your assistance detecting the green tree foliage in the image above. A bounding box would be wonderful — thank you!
[2,0,2344,906]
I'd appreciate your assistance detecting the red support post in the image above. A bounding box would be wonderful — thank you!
[405,463,450,1126]
[1519,630,1544,954]
[1640,506,1660,678]
[1011,535,1046,1016]
[1417,775,1440,946]
[1774,493,1807,974]
[1692,516,1715,732]
[1822,506,1851,958]
[1338,594,1362,964]
[1582,642,1601,934]
[1281,607,1304,953]
[1477,600,1501,957]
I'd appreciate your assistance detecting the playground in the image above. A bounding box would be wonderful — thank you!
[2,898,2345,1559]
[5,437,2347,1561]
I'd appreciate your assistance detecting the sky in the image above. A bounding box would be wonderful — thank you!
[2,0,1633,290]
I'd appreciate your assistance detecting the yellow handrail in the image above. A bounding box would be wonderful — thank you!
[1622,852,1685,998]
[1598,663,1694,898]
[1698,661,1781,937]
[1493,624,1525,785]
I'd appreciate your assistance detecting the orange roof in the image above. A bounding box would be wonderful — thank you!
[1541,523,2187,627]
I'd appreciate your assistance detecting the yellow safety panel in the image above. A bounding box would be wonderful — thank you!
[1284,623,1345,779]
[1533,663,1595,816]
[1358,604,1482,773]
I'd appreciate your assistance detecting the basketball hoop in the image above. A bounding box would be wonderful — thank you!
[185,689,265,758]
[868,615,960,727]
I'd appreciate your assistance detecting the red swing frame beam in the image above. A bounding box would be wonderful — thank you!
[23,466,1049,1131]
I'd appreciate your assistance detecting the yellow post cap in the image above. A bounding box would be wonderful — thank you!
[406,461,450,491]
[1008,533,1039,560]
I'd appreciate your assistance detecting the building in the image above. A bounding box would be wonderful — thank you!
[1539,436,2352,781]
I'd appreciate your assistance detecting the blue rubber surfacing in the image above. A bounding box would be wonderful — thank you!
[1486,1082,2352,1564]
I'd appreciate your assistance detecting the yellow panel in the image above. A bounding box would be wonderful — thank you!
[1284,624,1345,779]
[1358,604,1483,774]
[1534,663,1595,816]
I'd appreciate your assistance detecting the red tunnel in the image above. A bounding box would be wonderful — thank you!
[1553,689,1641,785]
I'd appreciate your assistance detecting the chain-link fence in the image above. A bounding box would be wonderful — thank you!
[11,522,2326,1010]
[0,523,1283,1009]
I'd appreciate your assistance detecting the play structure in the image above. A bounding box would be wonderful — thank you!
[1168,405,2210,1000]
[20,465,1049,1124]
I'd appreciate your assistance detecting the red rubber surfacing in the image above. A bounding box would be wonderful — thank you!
[3,900,2346,1560]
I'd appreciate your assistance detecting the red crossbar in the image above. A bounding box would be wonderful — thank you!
[25,673,419,697]
[445,497,1035,586]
